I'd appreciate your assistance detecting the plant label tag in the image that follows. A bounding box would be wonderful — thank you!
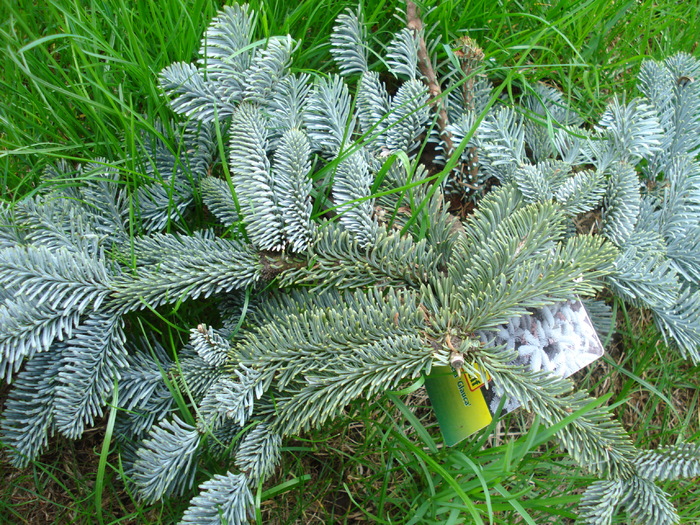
[425,300,605,446]
[424,366,493,446]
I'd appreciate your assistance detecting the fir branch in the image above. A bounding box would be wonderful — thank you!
[120,230,217,265]
[267,73,311,135]
[243,35,295,104]
[635,442,700,481]
[449,183,521,243]
[160,62,237,122]
[522,84,582,162]
[305,75,354,158]
[240,288,426,390]
[596,97,663,163]
[230,103,286,251]
[553,126,595,166]
[53,313,127,439]
[582,298,615,342]
[511,164,554,204]
[454,193,567,288]
[657,156,700,280]
[281,222,438,291]
[578,480,625,525]
[555,168,606,215]
[184,120,218,179]
[179,472,253,525]
[447,74,493,124]
[0,297,79,382]
[651,285,700,362]
[197,366,262,432]
[15,195,100,255]
[136,119,218,232]
[456,231,617,331]
[40,159,82,197]
[608,243,679,310]
[477,107,527,180]
[109,236,261,312]
[658,155,700,237]
[199,4,255,76]
[3,7,700,524]
[132,415,202,504]
[273,128,314,252]
[190,324,231,367]
[386,28,420,80]
[356,72,390,137]
[517,159,571,205]
[218,291,252,338]
[637,59,676,177]
[618,477,680,525]
[332,149,377,245]
[135,178,193,233]
[62,160,129,244]
[200,176,240,228]
[0,203,23,248]
[647,53,700,161]
[666,228,700,284]
[601,162,641,246]
[330,8,368,76]
[665,54,700,155]
[440,112,484,196]
[204,420,241,460]
[175,354,225,403]
[0,349,61,467]
[140,120,213,183]
[477,347,636,478]
[245,287,351,327]
[421,190,462,266]
[234,423,281,484]
[272,333,432,436]
[0,244,112,313]
[382,79,430,154]
[116,345,174,439]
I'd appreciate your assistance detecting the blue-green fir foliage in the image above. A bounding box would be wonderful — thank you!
[1,3,700,524]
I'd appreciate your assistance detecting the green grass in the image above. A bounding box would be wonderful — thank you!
[2,0,698,195]
[1,0,699,523]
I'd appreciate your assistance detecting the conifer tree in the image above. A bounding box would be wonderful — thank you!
[1,3,700,523]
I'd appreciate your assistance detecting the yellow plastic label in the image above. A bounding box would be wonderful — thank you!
[465,367,491,391]
[424,366,493,446]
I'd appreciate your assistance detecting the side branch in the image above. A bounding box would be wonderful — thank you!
[406,1,454,155]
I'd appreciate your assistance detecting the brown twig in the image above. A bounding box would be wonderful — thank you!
[406,1,454,156]
[259,252,306,280]
[454,36,485,194]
